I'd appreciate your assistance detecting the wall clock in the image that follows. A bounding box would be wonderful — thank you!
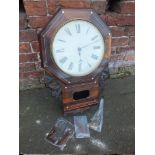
[40,9,111,114]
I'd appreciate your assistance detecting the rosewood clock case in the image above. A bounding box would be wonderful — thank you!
[40,9,111,114]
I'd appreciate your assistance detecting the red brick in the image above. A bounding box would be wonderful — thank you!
[112,37,129,47]
[111,51,135,62]
[31,41,41,53]
[23,0,47,16]
[91,0,108,14]
[19,53,38,63]
[114,47,135,61]
[28,16,52,29]
[19,78,43,90]
[125,26,135,36]
[19,30,38,42]
[110,53,126,61]
[60,0,91,8]
[129,36,135,47]
[46,0,56,14]
[47,0,91,14]
[110,26,125,37]
[19,42,31,53]
[19,12,28,30]
[19,63,36,72]
[111,47,116,54]
[20,71,44,79]
[124,54,135,61]
[112,1,135,14]
[101,13,135,26]
[37,28,43,34]
[115,46,135,54]
[35,62,43,71]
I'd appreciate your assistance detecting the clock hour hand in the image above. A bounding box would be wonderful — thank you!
[79,40,100,49]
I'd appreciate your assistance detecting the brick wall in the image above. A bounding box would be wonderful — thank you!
[19,0,135,90]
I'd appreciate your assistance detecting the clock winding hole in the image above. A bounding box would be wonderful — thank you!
[73,90,90,100]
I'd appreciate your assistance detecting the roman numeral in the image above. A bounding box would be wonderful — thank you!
[91,54,98,60]
[56,49,64,53]
[57,39,66,43]
[79,63,82,72]
[68,62,73,70]
[87,62,91,67]
[86,28,90,34]
[93,46,101,50]
[87,62,91,68]
[75,24,80,33]
[64,28,72,36]
[91,35,98,41]
[59,57,67,64]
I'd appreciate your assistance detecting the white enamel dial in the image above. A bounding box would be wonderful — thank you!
[51,20,105,76]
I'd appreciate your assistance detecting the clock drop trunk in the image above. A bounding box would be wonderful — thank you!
[61,79,100,114]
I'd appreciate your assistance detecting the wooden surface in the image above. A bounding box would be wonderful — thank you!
[40,8,111,114]
[62,79,100,113]
[40,8,111,85]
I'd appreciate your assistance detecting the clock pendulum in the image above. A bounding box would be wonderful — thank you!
[40,9,111,114]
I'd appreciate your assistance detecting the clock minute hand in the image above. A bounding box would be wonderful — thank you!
[80,40,100,49]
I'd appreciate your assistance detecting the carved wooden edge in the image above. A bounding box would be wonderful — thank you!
[63,98,99,113]
[104,33,112,59]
